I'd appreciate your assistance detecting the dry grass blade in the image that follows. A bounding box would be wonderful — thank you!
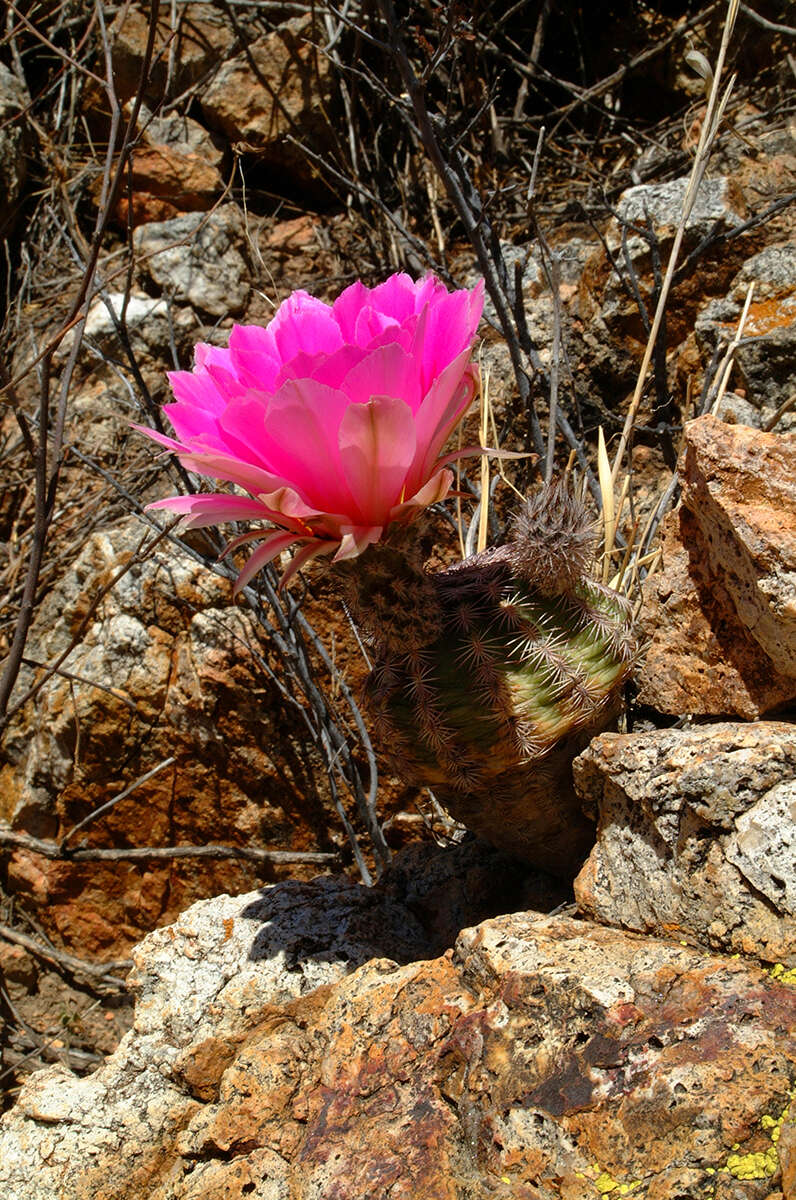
[477,367,490,553]
[597,426,615,584]
[710,280,755,412]
[610,0,740,485]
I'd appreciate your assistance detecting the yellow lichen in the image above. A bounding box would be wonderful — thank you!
[769,962,796,986]
[725,1147,778,1180]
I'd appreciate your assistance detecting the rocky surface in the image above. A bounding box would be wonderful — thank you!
[574,721,796,966]
[133,205,251,316]
[200,16,333,186]
[638,415,796,718]
[110,2,235,104]
[0,520,342,957]
[696,241,796,424]
[0,63,29,235]
[0,858,793,1200]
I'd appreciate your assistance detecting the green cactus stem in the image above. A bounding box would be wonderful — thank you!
[337,484,637,878]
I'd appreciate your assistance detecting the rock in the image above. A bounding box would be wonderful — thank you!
[714,391,764,428]
[61,291,199,365]
[581,173,749,360]
[0,879,793,1199]
[0,519,341,958]
[681,416,796,670]
[133,206,250,316]
[115,145,225,226]
[200,17,333,188]
[637,416,796,718]
[695,242,796,421]
[637,507,795,718]
[110,3,235,103]
[137,107,225,168]
[0,64,29,235]
[613,175,747,243]
[573,722,796,965]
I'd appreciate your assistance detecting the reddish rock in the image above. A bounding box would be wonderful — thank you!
[114,145,224,226]
[200,17,333,187]
[638,416,796,718]
[110,3,235,103]
[0,521,342,959]
[680,415,796,668]
[0,892,793,1199]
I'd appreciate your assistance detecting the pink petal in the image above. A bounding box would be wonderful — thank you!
[419,283,484,390]
[331,281,370,340]
[387,468,454,521]
[338,395,417,523]
[333,526,384,561]
[339,341,423,411]
[166,369,227,415]
[145,493,273,527]
[170,447,297,498]
[268,292,344,360]
[277,343,368,390]
[251,379,357,515]
[228,325,282,391]
[407,350,478,493]
[233,530,303,594]
[277,540,338,590]
[369,273,437,322]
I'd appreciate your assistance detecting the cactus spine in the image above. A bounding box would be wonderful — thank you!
[337,484,637,877]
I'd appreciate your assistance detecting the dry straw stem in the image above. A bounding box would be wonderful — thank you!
[609,0,740,489]
[710,280,755,413]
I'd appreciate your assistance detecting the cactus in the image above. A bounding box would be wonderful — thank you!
[337,483,637,877]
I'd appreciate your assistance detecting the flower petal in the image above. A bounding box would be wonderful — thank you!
[338,395,417,523]
[233,529,303,594]
[145,493,273,528]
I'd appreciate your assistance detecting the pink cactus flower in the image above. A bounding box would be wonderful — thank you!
[140,273,484,590]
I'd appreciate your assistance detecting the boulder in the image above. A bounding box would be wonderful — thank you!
[637,415,796,718]
[573,722,796,965]
[0,520,341,958]
[110,3,235,103]
[0,872,793,1199]
[115,145,224,226]
[133,205,250,316]
[200,17,333,189]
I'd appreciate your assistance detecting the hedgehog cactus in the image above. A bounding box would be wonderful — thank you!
[338,484,637,877]
[140,272,636,877]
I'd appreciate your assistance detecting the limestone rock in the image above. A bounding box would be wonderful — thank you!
[0,64,29,235]
[133,205,250,316]
[613,175,747,243]
[200,17,333,188]
[0,519,340,958]
[573,722,796,965]
[638,416,796,718]
[695,242,796,420]
[0,882,793,1199]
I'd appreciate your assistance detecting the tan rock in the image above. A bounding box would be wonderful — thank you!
[0,883,793,1199]
[681,415,796,669]
[110,3,235,103]
[638,416,796,718]
[574,722,796,965]
[0,520,341,958]
[200,17,332,186]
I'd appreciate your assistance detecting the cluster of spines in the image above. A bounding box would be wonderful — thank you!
[357,484,637,795]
